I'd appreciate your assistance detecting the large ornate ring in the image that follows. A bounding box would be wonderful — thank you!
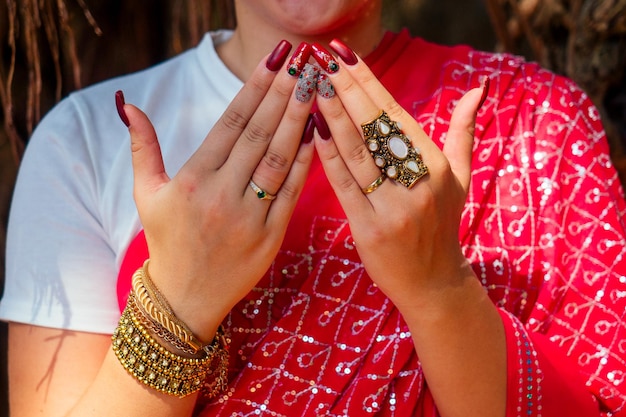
[249,180,277,201]
[362,175,386,195]
[361,110,428,188]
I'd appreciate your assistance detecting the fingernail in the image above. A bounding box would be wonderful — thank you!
[287,42,312,77]
[316,72,335,99]
[301,114,315,144]
[296,63,320,103]
[266,39,292,71]
[478,76,490,109]
[312,111,331,140]
[115,90,130,127]
[329,38,358,65]
[311,43,339,74]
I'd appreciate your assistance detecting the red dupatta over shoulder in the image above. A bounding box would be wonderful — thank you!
[118,30,626,416]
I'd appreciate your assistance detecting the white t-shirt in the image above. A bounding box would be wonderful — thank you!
[0,31,242,334]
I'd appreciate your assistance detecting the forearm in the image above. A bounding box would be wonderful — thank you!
[395,269,506,417]
[67,349,199,417]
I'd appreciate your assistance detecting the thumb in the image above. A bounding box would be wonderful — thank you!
[442,77,489,192]
[115,91,170,201]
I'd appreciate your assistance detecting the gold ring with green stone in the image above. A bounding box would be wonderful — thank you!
[249,180,277,201]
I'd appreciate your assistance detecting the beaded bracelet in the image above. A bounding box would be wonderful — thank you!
[127,294,199,355]
[112,304,215,397]
[112,264,230,398]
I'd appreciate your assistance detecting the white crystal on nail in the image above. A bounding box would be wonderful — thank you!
[378,120,391,135]
[389,136,408,159]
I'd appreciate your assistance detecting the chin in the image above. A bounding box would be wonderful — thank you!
[249,0,375,36]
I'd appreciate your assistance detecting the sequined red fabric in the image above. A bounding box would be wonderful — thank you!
[117,30,626,416]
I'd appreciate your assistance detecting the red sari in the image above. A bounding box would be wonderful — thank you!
[117,30,626,416]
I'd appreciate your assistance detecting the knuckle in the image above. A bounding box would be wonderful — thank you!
[383,101,406,121]
[278,180,299,200]
[249,75,271,96]
[175,169,201,195]
[323,105,345,124]
[262,149,290,173]
[273,80,293,100]
[335,174,359,194]
[221,109,249,133]
[339,76,360,97]
[348,143,373,166]
[243,122,273,145]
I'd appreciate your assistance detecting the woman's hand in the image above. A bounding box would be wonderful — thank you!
[116,41,316,342]
[311,41,487,309]
[311,41,505,417]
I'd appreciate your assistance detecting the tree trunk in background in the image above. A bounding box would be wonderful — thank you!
[0,1,625,414]
[484,0,626,192]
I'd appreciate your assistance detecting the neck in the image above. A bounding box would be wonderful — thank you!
[216,3,385,81]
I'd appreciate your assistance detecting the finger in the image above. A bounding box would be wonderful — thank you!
[246,111,315,206]
[227,45,314,202]
[321,42,441,158]
[265,137,315,230]
[122,102,171,202]
[314,92,383,195]
[310,45,386,195]
[443,78,489,192]
[189,40,293,171]
[313,111,376,216]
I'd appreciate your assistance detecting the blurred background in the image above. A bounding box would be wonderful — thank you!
[1,0,625,413]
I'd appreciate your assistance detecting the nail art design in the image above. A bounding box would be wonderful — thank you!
[296,63,320,103]
[316,72,335,99]
[115,90,130,127]
[287,42,312,77]
[311,43,339,74]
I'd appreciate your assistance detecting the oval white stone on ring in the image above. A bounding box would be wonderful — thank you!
[375,156,386,167]
[377,120,391,135]
[388,135,409,159]
[386,165,398,178]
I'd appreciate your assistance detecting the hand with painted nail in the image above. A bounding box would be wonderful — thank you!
[311,39,489,307]
[311,40,505,417]
[114,40,317,341]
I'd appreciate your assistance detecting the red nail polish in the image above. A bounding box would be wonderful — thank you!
[301,114,315,144]
[287,42,312,77]
[115,90,130,127]
[311,43,339,74]
[329,39,358,65]
[266,40,292,71]
[312,112,331,140]
[478,76,490,109]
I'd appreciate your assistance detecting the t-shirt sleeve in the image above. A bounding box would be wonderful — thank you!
[0,96,122,334]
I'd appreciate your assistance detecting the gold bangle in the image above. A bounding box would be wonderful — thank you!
[127,294,199,355]
[112,305,214,397]
[132,261,205,353]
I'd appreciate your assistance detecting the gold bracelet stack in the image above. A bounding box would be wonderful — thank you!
[132,262,207,355]
[112,261,229,398]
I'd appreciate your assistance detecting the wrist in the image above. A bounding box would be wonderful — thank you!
[145,258,232,342]
[390,263,486,323]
